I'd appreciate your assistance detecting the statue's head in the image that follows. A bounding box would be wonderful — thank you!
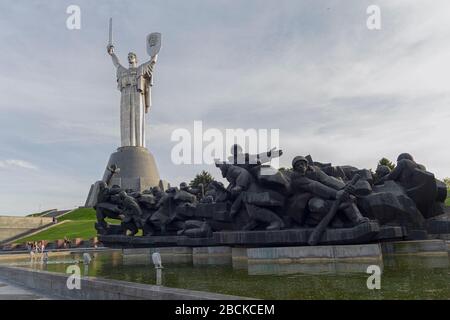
[397,153,414,163]
[167,187,178,194]
[208,181,224,192]
[119,191,127,200]
[180,182,188,191]
[128,52,138,65]
[111,184,121,192]
[376,165,391,178]
[150,186,162,197]
[98,181,107,193]
[215,161,230,178]
[292,156,308,175]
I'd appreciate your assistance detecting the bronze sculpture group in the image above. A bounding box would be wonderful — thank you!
[95,146,447,245]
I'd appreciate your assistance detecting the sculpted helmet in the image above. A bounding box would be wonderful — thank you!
[397,153,414,162]
[151,186,161,195]
[292,156,308,168]
[119,191,127,199]
[167,187,178,194]
[180,182,188,190]
[376,165,391,177]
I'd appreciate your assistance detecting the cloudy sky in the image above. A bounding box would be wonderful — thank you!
[0,0,449,215]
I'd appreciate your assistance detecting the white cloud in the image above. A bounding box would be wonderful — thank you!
[0,159,38,170]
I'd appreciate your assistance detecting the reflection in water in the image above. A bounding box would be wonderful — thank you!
[232,259,248,270]
[155,267,162,286]
[384,254,449,269]
[4,250,449,299]
[193,255,232,266]
[247,261,384,276]
[123,254,192,266]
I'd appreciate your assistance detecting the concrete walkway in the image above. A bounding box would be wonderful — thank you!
[0,278,53,300]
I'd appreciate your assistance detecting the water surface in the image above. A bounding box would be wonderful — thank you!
[6,250,449,299]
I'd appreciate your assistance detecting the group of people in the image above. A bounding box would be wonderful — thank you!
[26,241,45,254]
[94,146,446,238]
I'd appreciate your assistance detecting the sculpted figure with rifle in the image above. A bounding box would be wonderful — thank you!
[290,156,369,231]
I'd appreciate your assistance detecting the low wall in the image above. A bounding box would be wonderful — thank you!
[245,244,382,263]
[0,216,53,242]
[0,266,249,300]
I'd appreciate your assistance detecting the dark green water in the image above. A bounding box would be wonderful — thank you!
[11,251,450,299]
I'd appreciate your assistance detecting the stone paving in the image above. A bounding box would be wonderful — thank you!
[0,278,53,300]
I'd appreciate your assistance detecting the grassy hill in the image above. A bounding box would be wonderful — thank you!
[57,207,96,221]
[16,208,99,243]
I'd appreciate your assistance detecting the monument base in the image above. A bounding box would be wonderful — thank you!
[85,146,163,207]
[97,223,406,248]
[102,146,161,191]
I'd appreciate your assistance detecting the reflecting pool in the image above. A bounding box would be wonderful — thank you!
[4,250,450,299]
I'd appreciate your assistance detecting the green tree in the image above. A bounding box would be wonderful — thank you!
[378,157,396,170]
[189,170,214,190]
[443,177,450,189]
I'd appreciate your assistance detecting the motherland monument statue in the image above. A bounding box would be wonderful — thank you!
[85,19,164,206]
[90,22,449,245]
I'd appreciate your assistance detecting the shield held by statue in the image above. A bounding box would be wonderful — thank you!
[146,32,162,57]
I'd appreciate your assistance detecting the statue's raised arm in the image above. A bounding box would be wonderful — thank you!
[106,19,123,69]
[139,54,157,114]
[139,33,162,114]
[107,45,122,69]
[140,32,161,77]
[139,54,157,84]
